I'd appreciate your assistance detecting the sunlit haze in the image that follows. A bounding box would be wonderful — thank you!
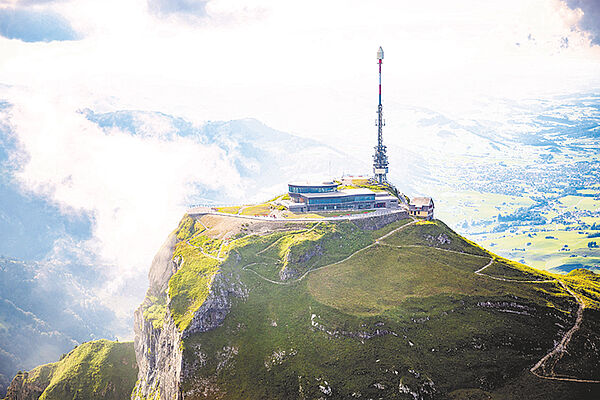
[1,0,599,333]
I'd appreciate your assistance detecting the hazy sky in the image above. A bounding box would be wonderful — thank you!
[2,1,600,135]
[1,0,599,329]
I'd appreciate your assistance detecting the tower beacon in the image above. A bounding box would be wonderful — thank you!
[373,46,389,184]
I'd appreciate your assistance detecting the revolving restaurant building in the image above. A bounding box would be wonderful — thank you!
[285,182,398,213]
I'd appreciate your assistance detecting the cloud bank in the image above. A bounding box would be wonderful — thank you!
[566,0,600,45]
[4,90,242,319]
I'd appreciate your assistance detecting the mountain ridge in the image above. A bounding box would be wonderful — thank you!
[4,210,599,399]
[130,211,600,399]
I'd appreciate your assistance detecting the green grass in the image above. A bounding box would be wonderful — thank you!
[175,215,198,240]
[167,215,224,331]
[240,203,273,216]
[7,340,137,400]
[559,268,600,310]
[188,235,221,256]
[172,216,593,399]
[308,245,494,316]
[169,242,221,331]
[369,217,413,239]
[381,219,490,256]
[245,221,373,281]
[217,206,241,214]
[142,295,168,329]
[482,257,553,281]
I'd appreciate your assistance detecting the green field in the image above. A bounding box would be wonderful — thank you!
[433,189,600,274]
[309,245,491,316]
[477,229,600,273]
[159,215,600,399]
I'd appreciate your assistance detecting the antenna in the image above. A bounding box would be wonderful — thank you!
[373,46,389,184]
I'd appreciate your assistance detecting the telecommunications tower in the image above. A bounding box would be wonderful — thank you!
[373,46,389,184]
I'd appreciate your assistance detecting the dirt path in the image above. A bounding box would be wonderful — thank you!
[400,245,596,383]
[529,281,600,383]
[241,219,418,286]
[235,219,598,384]
[186,240,224,262]
[390,246,597,383]
[256,222,323,257]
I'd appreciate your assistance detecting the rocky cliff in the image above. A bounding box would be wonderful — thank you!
[131,215,251,400]
[131,213,600,400]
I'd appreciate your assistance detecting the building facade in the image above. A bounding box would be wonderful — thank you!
[285,182,399,213]
[408,197,434,220]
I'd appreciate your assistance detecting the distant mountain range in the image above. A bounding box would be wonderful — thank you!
[83,109,366,204]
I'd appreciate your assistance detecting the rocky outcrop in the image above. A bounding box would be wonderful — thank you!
[279,244,323,281]
[132,232,182,400]
[132,232,248,400]
[3,372,47,400]
[132,305,182,400]
[184,272,248,337]
[424,233,451,244]
[147,233,178,297]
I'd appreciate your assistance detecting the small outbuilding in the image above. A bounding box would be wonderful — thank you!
[409,197,434,220]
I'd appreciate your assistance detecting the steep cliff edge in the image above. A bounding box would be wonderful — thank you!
[132,215,281,399]
[132,214,600,400]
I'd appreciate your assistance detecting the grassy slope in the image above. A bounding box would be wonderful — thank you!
[4,340,137,400]
[176,217,600,399]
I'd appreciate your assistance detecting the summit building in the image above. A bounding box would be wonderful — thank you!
[284,182,399,213]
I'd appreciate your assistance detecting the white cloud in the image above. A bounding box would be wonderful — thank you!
[4,88,242,320]
[1,0,596,146]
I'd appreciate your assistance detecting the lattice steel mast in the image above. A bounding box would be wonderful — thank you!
[373,46,389,184]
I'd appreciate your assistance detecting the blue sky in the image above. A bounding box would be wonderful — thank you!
[0,8,78,42]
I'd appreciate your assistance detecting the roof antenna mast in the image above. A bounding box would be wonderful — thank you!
[373,46,389,184]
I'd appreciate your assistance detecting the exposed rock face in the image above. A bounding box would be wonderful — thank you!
[132,306,182,400]
[147,233,179,297]
[279,244,323,281]
[352,210,408,231]
[131,232,248,400]
[184,272,248,338]
[424,233,450,244]
[3,372,46,400]
[132,233,181,400]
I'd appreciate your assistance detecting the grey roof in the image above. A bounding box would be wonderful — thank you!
[297,188,375,199]
[375,195,399,201]
[410,197,433,207]
[288,181,338,187]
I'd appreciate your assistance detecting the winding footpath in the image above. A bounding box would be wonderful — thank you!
[241,219,419,286]
[378,243,598,383]
[226,218,598,384]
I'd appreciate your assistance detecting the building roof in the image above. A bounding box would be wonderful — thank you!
[409,197,433,207]
[374,195,398,201]
[298,188,375,199]
[288,181,338,188]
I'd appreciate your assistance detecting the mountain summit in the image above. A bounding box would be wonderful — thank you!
[129,211,600,399]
